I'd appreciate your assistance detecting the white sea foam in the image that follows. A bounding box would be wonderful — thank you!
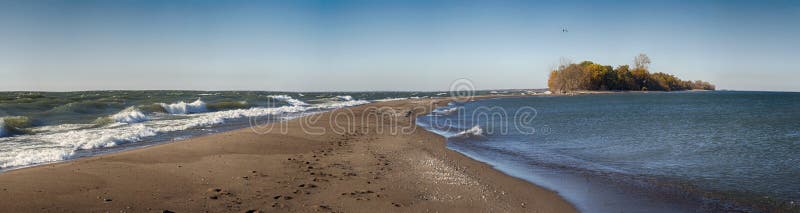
[375,97,408,102]
[45,124,158,150]
[159,99,207,114]
[313,100,370,109]
[451,125,484,139]
[154,105,309,133]
[0,123,159,168]
[335,95,354,101]
[0,97,373,169]
[0,149,74,169]
[30,123,94,134]
[269,95,308,106]
[111,107,149,123]
[432,107,459,115]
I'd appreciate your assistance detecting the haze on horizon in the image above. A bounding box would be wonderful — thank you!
[1,0,798,92]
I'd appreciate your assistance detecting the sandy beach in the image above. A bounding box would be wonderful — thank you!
[0,97,576,212]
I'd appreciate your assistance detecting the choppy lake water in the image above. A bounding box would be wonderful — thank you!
[0,91,453,170]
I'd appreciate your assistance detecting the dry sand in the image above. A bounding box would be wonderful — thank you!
[0,98,576,212]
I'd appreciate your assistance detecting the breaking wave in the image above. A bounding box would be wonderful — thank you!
[0,97,374,169]
[0,92,378,170]
[314,99,370,109]
[269,95,308,106]
[0,105,309,169]
[450,125,485,139]
[159,99,208,114]
[110,107,149,124]
[0,116,32,137]
[335,95,354,101]
[375,97,408,102]
[432,106,459,115]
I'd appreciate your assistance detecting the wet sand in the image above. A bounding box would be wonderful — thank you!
[0,97,576,212]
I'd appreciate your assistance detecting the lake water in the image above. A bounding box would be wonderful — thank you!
[417,91,800,212]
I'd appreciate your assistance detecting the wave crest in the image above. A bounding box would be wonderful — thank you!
[321,101,369,109]
[432,107,459,115]
[375,97,407,102]
[0,116,33,137]
[110,107,149,124]
[451,125,485,139]
[159,99,208,114]
[335,95,354,101]
[269,95,308,106]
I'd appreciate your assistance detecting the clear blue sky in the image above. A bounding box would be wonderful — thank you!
[1,0,798,91]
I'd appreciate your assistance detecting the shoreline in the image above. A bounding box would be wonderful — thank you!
[0,97,576,212]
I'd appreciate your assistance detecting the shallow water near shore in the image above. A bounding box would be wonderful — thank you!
[417,91,800,212]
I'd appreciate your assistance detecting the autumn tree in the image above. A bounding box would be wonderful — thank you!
[546,54,714,93]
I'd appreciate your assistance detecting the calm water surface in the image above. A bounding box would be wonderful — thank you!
[418,91,800,212]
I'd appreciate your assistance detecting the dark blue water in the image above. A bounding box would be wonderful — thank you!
[417,91,800,212]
